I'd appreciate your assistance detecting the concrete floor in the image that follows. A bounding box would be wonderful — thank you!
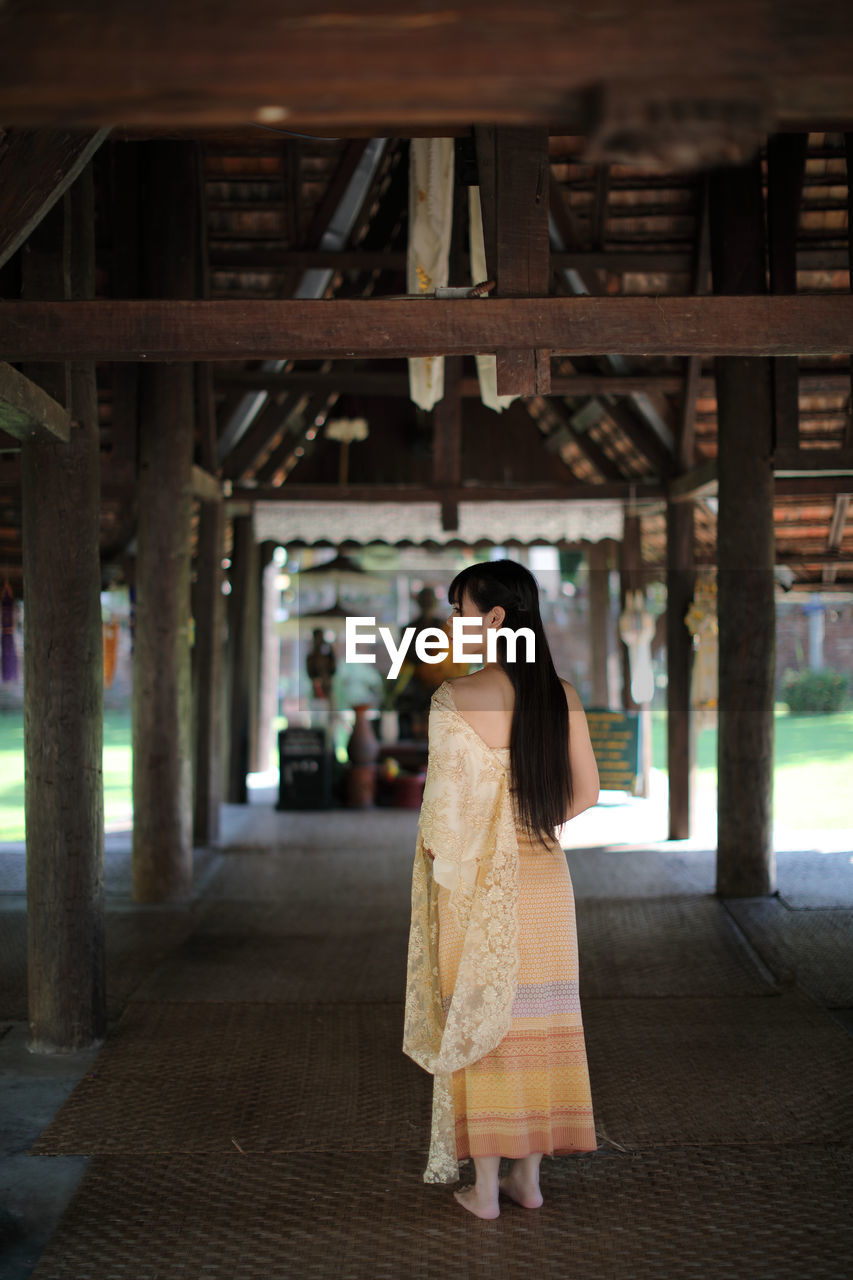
[1,785,851,1278]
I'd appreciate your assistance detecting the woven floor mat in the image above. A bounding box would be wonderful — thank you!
[204,846,413,906]
[0,907,199,1020]
[219,806,420,853]
[724,898,853,1006]
[775,849,853,909]
[31,1145,853,1280]
[193,897,410,937]
[130,927,409,1002]
[29,1002,429,1155]
[575,896,774,996]
[30,993,853,1157]
[582,993,853,1149]
[566,846,716,898]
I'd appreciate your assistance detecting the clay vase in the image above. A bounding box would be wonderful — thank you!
[347,704,380,765]
[347,705,379,808]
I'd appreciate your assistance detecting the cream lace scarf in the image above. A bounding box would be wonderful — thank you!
[402,680,521,1183]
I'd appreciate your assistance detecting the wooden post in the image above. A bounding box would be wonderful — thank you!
[132,142,199,900]
[666,501,695,839]
[226,515,260,803]
[192,494,224,845]
[256,547,281,774]
[21,169,106,1051]
[619,510,642,713]
[709,157,776,896]
[586,540,610,706]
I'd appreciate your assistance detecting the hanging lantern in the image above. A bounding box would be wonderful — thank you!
[1,581,18,684]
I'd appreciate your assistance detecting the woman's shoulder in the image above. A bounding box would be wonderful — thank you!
[447,670,514,711]
[557,677,584,712]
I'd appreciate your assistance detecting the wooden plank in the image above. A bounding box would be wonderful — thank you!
[1,3,853,129]
[2,296,852,361]
[0,129,109,270]
[0,360,70,442]
[21,166,106,1049]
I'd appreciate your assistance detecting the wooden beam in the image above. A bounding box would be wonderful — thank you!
[234,480,664,503]
[2,296,852,361]
[215,368,688,397]
[205,246,853,275]
[667,458,718,503]
[191,464,221,504]
[433,357,462,531]
[822,493,851,585]
[2,3,853,129]
[0,129,109,270]
[0,361,70,443]
[773,449,853,476]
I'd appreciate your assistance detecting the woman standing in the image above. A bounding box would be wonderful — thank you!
[403,559,600,1219]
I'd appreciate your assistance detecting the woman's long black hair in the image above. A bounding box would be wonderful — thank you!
[447,559,572,843]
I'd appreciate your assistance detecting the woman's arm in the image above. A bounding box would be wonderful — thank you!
[561,680,600,820]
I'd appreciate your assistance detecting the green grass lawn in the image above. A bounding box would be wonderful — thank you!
[0,710,133,842]
[2,704,851,840]
[651,705,853,830]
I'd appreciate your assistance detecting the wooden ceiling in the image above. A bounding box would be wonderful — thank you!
[0,3,852,594]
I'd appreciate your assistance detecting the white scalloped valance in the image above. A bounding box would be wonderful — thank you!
[253,500,624,546]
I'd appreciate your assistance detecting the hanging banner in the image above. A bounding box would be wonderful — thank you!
[407,138,454,411]
[468,186,518,414]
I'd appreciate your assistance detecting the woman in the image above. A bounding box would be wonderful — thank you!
[403,559,600,1219]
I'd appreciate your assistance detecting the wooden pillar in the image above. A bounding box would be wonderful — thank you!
[666,501,695,839]
[257,548,281,774]
[619,510,642,713]
[192,494,224,845]
[226,515,260,803]
[709,157,776,897]
[21,169,106,1050]
[586,540,610,706]
[132,143,199,900]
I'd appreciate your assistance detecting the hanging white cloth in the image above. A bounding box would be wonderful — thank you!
[618,589,656,704]
[468,187,518,414]
[407,138,454,411]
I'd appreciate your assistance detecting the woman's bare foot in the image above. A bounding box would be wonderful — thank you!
[453,1184,500,1220]
[498,1167,544,1209]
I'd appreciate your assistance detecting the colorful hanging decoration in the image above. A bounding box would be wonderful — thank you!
[103,618,120,688]
[618,589,655,704]
[685,575,718,728]
[1,581,18,684]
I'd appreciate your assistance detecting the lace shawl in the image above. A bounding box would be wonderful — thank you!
[402,680,520,1183]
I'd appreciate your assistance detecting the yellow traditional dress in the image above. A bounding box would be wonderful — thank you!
[403,679,598,1184]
